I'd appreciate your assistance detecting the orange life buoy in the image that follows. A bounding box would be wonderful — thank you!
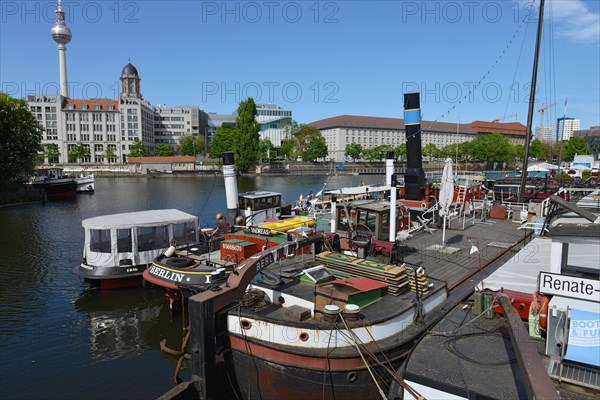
[531,291,549,330]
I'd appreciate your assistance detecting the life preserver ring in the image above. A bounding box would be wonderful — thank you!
[164,256,195,269]
[254,270,281,286]
[531,291,549,330]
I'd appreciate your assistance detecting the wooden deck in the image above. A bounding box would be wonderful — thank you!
[400,218,530,289]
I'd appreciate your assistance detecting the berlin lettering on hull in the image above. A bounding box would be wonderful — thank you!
[256,253,275,272]
[149,265,184,283]
[538,272,600,302]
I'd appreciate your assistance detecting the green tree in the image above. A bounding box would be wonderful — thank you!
[540,141,566,163]
[178,134,206,156]
[529,139,542,159]
[563,137,592,161]
[468,133,513,161]
[0,92,43,181]
[155,143,174,156]
[280,139,295,160]
[105,146,118,163]
[129,139,149,157]
[259,138,275,162]
[345,143,363,161]
[234,98,261,173]
[362,145,392,161]
[302,138,328,162]
[209,125,236,159]
[394,144,407,160]
[423,143,439,160]
[513,144,524,160]
[291,125,323,159]
[41,143,60,164]
[68,142,90,164]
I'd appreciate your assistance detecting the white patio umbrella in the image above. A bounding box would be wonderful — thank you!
[439,158,454,246]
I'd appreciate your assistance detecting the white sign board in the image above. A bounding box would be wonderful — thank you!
[538,272,600,303]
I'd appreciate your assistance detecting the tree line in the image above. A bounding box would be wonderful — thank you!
[345,132,592,164]
[0,91,593,182]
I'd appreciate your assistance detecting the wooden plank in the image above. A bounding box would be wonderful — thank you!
[498,296,559,400]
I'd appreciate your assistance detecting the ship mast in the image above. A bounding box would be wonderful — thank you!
[519,0,545,203]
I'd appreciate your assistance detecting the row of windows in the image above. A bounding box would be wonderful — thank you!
[155,116,184,121]
[66,104,116,111]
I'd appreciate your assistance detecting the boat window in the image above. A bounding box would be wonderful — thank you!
[173,222,195,245]
[357,210,377,232]
[117,229,132,253]
[238,197,251,210]
[380,212,390,240]
[90,229,112,253]
[338,208,349,231]
[137,225,169,251]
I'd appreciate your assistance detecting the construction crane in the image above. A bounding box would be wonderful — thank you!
[538,103,557,142]
[492,113,518,123]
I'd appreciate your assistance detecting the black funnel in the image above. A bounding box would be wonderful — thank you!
[403,93,426,200]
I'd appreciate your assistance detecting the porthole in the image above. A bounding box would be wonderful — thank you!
[347,371,358,382]
[240,320,252,330]
[299,332,309,342]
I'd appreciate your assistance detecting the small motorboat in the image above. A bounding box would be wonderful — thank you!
[75,172,95,193]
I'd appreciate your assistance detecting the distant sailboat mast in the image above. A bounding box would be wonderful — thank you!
[519,0,545,203]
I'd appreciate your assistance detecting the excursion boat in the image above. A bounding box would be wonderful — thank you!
[29,167,77,199]
[73,209,207,289]
[75,172,95,193]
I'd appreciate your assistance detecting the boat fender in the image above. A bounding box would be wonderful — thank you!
[164,246,176,257]
[164,256,195,269]
[254,270,281,286]
[531,291,549,330]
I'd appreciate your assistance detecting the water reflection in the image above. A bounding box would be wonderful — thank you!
[74,288,183,362]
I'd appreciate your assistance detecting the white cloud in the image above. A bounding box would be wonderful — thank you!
[548,0,600,45]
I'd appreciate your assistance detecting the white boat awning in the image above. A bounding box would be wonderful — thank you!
[325,185,391,196]
[481,237,599,294]
[82,209,197,230]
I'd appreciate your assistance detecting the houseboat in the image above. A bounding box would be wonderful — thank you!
[73,209,203,289]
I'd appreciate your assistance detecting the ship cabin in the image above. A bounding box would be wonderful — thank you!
[238,191,282,225]
[81,209,199,270]
[335,199,410,245]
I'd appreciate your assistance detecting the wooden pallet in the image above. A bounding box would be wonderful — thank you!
[317,252,409,296]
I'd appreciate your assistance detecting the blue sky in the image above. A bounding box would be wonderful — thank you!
[1,0,598,129]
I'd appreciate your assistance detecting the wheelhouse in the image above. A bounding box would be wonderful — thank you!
[82,209,198,269]
[238,191,282,225]
[335,200,410,241]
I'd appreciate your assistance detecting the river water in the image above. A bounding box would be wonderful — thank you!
[0,174,381,399]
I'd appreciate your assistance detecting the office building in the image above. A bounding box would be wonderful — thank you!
[310,116,527,162]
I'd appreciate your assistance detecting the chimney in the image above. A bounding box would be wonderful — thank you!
[222,152,238,225]
[403,93,426,200]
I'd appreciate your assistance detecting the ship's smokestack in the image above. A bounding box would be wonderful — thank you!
[385,151,395,186]
[403,93,426,200]
[222,152,238,225]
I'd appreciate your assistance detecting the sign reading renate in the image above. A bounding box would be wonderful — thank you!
[538,272,600,302]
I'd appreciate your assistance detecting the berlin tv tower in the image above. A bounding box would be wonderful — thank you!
[50,0,72,98]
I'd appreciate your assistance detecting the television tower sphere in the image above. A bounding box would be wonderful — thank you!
[51,2,72,44]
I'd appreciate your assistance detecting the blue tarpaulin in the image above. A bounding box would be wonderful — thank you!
[566,308,600,367]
